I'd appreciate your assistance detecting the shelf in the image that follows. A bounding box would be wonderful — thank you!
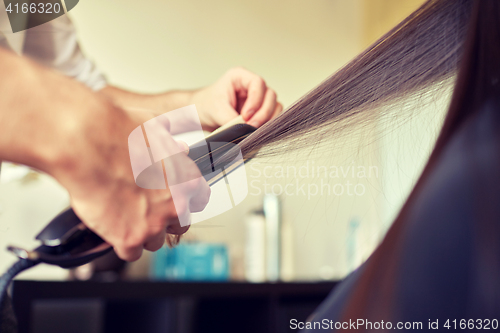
[12,280,338,333]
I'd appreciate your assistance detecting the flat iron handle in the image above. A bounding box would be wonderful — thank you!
[15,121,256,268]
[35,208,86,246]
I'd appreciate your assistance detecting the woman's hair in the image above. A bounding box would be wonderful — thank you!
[233,0,500,321]
[341,0,500,320]
[238,0,472,158]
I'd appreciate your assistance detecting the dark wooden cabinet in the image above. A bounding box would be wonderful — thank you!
[12,281,337,333]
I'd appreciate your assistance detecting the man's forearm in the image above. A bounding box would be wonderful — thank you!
[0,49,124,177]
[99,86,202,134]
[99,86,190,112]
[99,67,284,134]
[0,48,67,171]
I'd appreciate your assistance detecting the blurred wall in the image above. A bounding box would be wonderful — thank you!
[71,0,371,281]
[0,0,435,281]
[362,0,427,47]
[71,0,365,106]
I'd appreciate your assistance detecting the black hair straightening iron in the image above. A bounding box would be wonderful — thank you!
[0,121,256,305]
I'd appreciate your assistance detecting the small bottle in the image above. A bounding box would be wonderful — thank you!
[347,217,360,273]
[244,209,266,283]
[263,194,281,282]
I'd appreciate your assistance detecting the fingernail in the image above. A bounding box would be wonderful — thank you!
[177,140,189,153]
[249,121,259,128]
[246,109,255,118]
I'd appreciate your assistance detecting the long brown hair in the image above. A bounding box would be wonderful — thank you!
[338,0,500,322]
[238,0,472,159]
[232,0,500,324]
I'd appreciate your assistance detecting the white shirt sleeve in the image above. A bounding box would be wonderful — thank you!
[22,15,107,91]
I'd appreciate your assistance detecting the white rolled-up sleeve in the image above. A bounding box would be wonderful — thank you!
[22,15,107,91]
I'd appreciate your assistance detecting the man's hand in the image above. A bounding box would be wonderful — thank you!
[62,107,210,261]
[190,67,283,131]
[0,49,210,261]
[100,67,283,133]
